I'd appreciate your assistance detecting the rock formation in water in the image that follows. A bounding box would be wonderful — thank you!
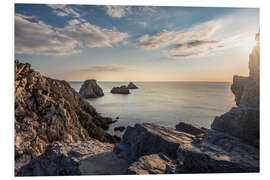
[111,85,130,94]
[114,126,126,132]
[211,31,260,148]
[15,60,120,174]
[127,82,139,89]
[79,79,104,98]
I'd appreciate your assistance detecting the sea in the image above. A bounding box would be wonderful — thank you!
[69,81,235,136]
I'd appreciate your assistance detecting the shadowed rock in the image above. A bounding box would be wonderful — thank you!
[17,140,128,176]
[175,122,205,136]
[114,126,126,132]
[79,79,104,98]
[111,86,130,94]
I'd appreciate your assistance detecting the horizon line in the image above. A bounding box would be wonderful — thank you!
[67,80,232,83]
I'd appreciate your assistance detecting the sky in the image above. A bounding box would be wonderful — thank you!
[14,4,259,82]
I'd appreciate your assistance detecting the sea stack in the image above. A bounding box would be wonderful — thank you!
[127,82,139,89]
[79,79,104,98]
[111,85,130,94]
[211,31,260,148]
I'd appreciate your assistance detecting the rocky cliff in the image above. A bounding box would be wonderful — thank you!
[79,79,104,98]
[211,31,260,147]
[15,60,119,173]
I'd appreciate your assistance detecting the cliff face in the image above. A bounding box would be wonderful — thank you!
[15,60,119,172]
[211,32,260,147]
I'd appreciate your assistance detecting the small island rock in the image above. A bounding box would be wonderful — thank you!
[114,126,126,132]
[79,79,104,98]
[127,82,139,89]
[110,85,130,94]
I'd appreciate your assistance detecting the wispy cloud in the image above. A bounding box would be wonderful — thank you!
[47,4,80,17]
[80,65,135,72]
[105,5,131,18]
[172,40,219,50]
[15,14,129,56]
[170,51,204,59]
[138,20,221,50]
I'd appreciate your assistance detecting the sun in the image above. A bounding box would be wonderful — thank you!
[243,35,257,53]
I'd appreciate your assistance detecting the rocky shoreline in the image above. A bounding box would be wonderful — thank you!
[15,32,260,176]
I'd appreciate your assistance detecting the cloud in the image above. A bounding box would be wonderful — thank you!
[15,14,129,56]
[47,4,80,17]
[138,20,221,50]
[106,6,131,18]
[170,51,204,59]
[80,65,135,72]
[172,40,219,50]
[68,19,81,25]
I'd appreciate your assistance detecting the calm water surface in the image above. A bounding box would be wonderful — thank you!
[69,81,235,136]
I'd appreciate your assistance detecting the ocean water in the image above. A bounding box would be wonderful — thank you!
[69,81,235,136]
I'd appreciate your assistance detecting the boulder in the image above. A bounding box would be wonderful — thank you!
[110,86,130,94]
[211,107,259,147]
[14,60,119,173]
[127,82,138,89]
[114,126,126,132]
[114,123,196,161]
[175,122,205,136]
[17,140,128,176]
[127,153,176,174]
[79,79,104,98]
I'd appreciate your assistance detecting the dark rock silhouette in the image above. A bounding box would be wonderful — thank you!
[114,126,126,132]
[79,79,104,98]
[111,86,130,94]
[175,122,205,136]
[127,82,139,89]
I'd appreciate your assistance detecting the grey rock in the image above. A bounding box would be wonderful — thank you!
[115,123,196,161]
[127,82,139,89]
[211,107,259,147]
[114,126,126,132]
[176,129,259,173]
[79,79,104,98]
[111,86,130,94]
[17,140,128,176]
[175,122,205,136]
[127,153,176,174]
[116,123,259,173]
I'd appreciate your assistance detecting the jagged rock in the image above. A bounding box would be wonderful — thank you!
[114,126,126,132]
[127,153,176,174]
[114,123,196,161]
[17,140,128,176]
[110,86,130,94]
[211,31,260,148]
[115,123,259,173]
[175,122,205,136]
[176,129,259,173]
[79,79,104,98]
[15,60,119,173]
[211,107,259,147]
[127,82,138,89]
